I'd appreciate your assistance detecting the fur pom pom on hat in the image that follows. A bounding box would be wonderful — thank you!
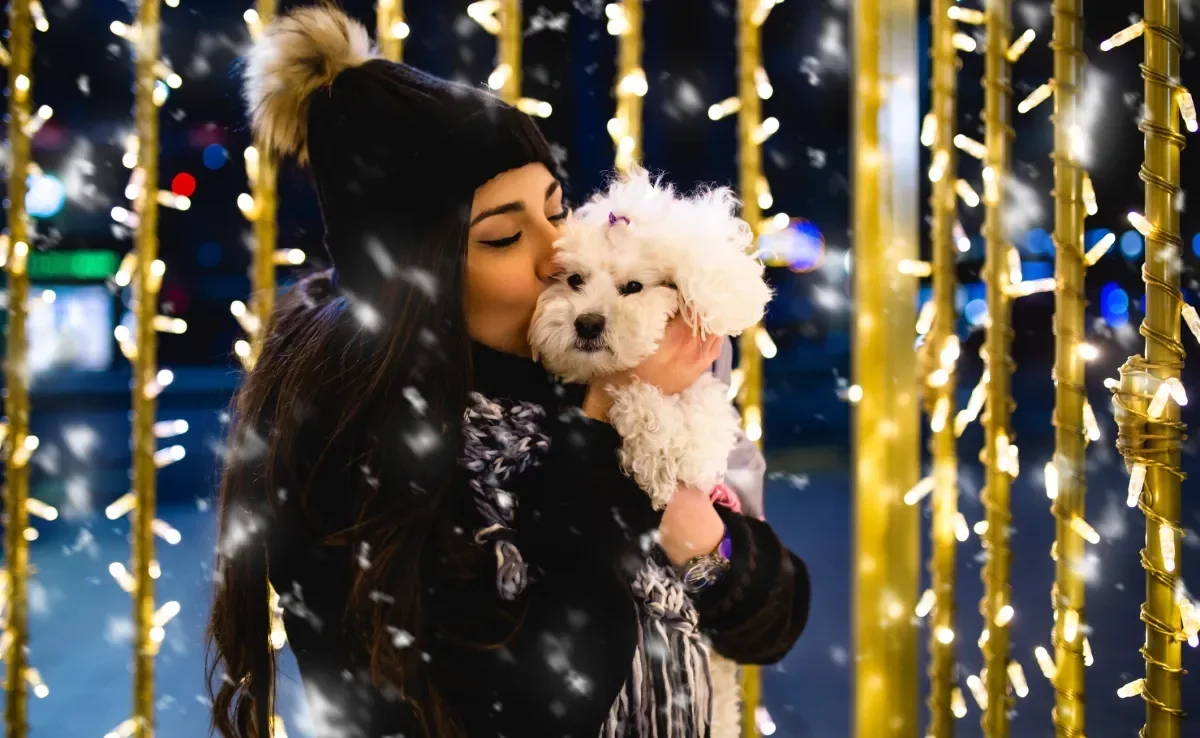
[242,4,374,162]
[242,4,555,301]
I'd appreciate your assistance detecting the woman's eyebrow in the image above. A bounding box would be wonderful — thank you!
[469,181,563,227]
[470,202,523,227]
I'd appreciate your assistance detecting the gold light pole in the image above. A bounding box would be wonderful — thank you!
[1135,6,1186,735]
[3,3,34,735]
[979,1,1016,735]
[735,3,763,730]
[469,1,550,120]
[1048,0,1087,734]
[376,0,408,61]
[497,0,520,105]
[106,4,188,737]
[1105,4,1188,736]
[609,0,644,171]
[131,2,163,734]
[922,1,959,734]
[236,1,283,370]
[852,0,921,735]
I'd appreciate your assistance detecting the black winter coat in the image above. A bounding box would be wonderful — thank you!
[264,341,811,737]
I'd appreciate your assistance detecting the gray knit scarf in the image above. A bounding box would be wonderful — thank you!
[459,392,712,738]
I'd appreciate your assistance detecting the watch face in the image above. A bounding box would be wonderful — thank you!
[682,554,731,592]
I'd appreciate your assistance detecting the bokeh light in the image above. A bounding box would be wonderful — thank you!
[25,172,65,218]
[202,143,228,170]
[1120,229,1144,258]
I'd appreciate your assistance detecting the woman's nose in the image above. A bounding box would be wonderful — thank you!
[532,218,561,282]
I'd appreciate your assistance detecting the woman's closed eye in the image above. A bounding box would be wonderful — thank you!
[478,211,569,248]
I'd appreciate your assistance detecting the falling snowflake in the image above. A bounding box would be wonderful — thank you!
[106,615,134,645]
[219,508,263,559]
[799,56,821,86]
[528,6,568,34]
[1095,493,1128,541]
[675,80,704,116]
[806,148,827,169]
[63,527,99,558]
[403,386,427,416]
[61,475,94,520]
[403,424,442,458]
[62,423,100,458]
[388,626,414,649]
[353,300,382,333]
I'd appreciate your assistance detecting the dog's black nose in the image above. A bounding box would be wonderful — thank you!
[574,314,606,340]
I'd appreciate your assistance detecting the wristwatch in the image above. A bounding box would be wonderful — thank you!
[679,526,733,593]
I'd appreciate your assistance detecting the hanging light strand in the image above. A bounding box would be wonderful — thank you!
[925,2,960,735]
[1107,6,1189,733]
[375,0,407,62]
[1046,0,1089,734]
[609,1,644,171]
[980,1,1018,732]
[470,1,550,118]
[107,3,187,737]
[3,2,47,734]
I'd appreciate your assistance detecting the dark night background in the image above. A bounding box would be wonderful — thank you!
[5,1,1200,736]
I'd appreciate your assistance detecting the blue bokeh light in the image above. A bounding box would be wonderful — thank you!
[203,144,228,170]
[1192,233,1200,257]
[1120,229,1144,258]
[197,241,223,268]
[26,172,65,218]
[758,218,824,272]
[1025,228,1053,255]
[1101,282,1131,328]
[964,298,988,326]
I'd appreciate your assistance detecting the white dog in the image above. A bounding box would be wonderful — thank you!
[529,166,772,511]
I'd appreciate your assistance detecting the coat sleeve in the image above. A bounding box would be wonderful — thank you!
[691,505,811,664]
[426,409,662,736]
[711,337,766,518]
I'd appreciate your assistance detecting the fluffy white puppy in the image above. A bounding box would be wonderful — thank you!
[529,166,772,510]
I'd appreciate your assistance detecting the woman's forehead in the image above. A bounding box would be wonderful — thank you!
[471,164,559,216]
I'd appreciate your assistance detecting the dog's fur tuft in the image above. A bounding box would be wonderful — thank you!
[242,4,374,162]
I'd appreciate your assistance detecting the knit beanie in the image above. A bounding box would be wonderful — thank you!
[242,5,556,301]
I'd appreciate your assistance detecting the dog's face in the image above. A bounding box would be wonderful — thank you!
[529,166,772,384]
[530,229,681,383]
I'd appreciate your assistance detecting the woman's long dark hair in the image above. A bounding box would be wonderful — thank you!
[205,204,473,738]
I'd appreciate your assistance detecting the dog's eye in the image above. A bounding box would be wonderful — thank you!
[620,281,643,296]
[566,274,585,290]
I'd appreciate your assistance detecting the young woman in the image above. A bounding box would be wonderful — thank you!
[207,6,810,738]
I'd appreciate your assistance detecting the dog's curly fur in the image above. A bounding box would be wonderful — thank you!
[529,165,772,509]
[242,5,375,162]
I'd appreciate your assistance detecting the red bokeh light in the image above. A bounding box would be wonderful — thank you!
[171,172,197,198]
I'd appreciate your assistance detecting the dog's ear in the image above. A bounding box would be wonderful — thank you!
[673,244,773,338]
[666,187,773,337]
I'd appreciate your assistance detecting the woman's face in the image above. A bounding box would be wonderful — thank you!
[465,163,566,356]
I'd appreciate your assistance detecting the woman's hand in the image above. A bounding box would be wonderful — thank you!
[658,484,726,567]
[582,318,722,420]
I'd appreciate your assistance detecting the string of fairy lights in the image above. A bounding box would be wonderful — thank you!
[905,2,1042,731]
[1103,9,1195,735]
[469,0,550,118]
[1,3,56,736]
[107,2,191,736]
[883,3,1199,738]
[607,1,644,173]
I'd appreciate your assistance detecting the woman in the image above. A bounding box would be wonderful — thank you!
[207,6,810,738]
